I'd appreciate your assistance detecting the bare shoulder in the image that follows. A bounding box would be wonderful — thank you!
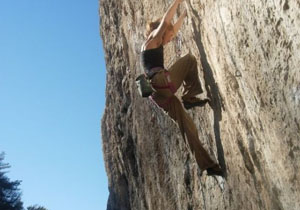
[141,32,162,51]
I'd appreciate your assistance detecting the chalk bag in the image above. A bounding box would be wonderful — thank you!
[135,74,155,97]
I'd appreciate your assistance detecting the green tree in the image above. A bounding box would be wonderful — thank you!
[0,152,24,210]
[27,205,48,210]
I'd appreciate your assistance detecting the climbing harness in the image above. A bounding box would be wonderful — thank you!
[149,71,176,109]
[151,71,176,93]
[136,66,176,99]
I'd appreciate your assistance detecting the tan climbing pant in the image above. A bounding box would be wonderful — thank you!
[150,53,216,170]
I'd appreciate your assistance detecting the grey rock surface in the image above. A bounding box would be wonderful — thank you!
[99,0,300,209]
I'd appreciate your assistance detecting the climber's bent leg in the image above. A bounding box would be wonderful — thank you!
[168,54,203,99]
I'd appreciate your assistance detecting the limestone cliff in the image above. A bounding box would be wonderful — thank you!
[99,0,300,209]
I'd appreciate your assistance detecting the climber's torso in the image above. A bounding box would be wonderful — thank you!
[141,45,164,74]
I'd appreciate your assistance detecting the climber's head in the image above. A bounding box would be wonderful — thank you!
[146,19,174,44]
[146,18,161,37]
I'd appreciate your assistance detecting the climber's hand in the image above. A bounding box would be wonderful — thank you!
[177,0,185,3]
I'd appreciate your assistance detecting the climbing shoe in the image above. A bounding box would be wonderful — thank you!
[182,97,210,110]
[206,164,224,177]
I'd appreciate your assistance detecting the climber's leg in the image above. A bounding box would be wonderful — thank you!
[165,95,216,170]
[151,74,221,174]
[168,53,203,98]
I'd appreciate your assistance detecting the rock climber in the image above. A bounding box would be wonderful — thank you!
[140,0,223,176]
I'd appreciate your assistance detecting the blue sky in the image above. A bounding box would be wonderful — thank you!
[0,1,108,210]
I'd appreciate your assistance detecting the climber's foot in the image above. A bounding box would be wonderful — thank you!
[182,97,210,110]
[206,164,224,177]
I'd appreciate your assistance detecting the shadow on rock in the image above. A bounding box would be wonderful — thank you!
[190,12,227,177]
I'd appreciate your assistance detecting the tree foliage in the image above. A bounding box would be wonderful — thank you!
[27,205,48,210]
[0,152,24,210]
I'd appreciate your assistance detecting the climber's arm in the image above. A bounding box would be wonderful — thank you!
[152,0,184,39]
[162,0,184,24]
[172,10,187,37]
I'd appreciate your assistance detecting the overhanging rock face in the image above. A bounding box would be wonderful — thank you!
[99,1,300,209]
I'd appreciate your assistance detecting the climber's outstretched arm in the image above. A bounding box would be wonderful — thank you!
[152,0,184,39]
[173,10,187,37]
[162,0,184,24]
